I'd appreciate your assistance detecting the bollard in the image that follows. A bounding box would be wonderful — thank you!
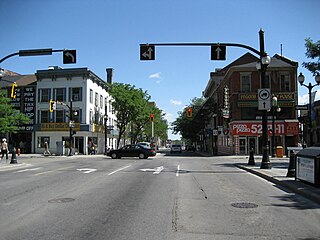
[10,147,18,164]
[248,148,255,166]
[286,150,295,177]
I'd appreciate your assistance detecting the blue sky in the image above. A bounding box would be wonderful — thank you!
[1,0,319,140]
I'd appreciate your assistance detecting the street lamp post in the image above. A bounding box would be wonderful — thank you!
[298,72,320,146]
[257,29,272,169]
[104,104,108,154]
[271,95,281,157]
[69,100,74,156]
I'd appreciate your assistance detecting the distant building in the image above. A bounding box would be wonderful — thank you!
[35,67,117,154]
[197,53,299,156]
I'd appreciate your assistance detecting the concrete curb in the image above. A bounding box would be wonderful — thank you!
[236,164,320,205]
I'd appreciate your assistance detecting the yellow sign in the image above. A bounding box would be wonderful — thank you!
[41,123,80,131]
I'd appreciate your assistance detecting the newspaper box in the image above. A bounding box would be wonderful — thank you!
[296,147,320,187]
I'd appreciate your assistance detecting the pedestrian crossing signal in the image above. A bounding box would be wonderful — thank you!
[187,107,192,118]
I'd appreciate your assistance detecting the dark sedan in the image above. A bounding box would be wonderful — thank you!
[107,144,156,159]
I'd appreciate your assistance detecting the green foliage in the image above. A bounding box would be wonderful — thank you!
[172,97,204,141]
[302,37,320,76]
[0,90,30,134]
[107,83,168,148]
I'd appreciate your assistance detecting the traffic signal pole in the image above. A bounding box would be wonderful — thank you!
[141,29,271,168]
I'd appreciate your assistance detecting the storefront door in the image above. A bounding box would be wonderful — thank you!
[239,137,246,155]
[248,137,256,154]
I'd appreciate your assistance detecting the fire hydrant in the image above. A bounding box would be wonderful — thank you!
[17,148,21,156]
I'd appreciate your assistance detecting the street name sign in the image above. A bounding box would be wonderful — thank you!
[63,50,77,64]
[140,45,155,60]
[211,45,226,60]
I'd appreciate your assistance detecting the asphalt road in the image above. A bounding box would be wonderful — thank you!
[0,150,319,240]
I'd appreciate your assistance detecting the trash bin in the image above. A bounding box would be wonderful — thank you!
[296,147,320,187]
[276,146,283,158]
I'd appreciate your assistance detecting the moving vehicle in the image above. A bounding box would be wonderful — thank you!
[170,144,182,153]
[107,144,156,159]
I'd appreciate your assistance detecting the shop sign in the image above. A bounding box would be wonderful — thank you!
[231,121,299,136]
[41,123,80,131]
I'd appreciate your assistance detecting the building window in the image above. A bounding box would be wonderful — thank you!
[100,95,103,109]
[95,92,99,107]
[280,73,290,91]
[53,88,66,102]
[40,110,50,123]
[69,87,82,101]
[55,110,64,123]
[89,110,93,124]
[90,89,93,103]
[38,89,50,102]
[240,73,251,92]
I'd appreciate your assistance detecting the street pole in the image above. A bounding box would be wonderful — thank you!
[297,73,320,147]
[259,29,272,169]
[105,104,108,154]
[69,100,73,156]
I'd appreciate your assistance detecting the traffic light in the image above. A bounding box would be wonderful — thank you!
[150,113,154,122]
[187,107,192,118]
[11,82,17,98]
[49,99,56,112]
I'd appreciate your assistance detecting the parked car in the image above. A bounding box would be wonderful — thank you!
[137,142,151,148]
[107,144,156,159]
[170,144,182,153]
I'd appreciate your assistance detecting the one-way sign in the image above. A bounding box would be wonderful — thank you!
[140,45,155,60]
[211,45,226,60]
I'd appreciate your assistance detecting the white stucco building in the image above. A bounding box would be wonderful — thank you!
[35,67,117,155]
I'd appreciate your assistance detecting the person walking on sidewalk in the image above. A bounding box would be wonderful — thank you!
[1,138,9,163]
[43,141,51,156]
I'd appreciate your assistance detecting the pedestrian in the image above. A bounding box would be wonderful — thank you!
[43,141,51,156]
[1,138,9,163]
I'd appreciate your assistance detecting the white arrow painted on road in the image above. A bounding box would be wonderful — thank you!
[77,168,97,174]
[140,166,164,174]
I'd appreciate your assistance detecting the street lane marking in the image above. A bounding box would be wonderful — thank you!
[108,165,132,175]
[33,170,55,176]
[32,167,73,176]
[15,167,41,173]
[140,166,164,174]
[77,168,97,174]
[176,165,180,177]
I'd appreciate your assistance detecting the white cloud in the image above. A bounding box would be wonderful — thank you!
[149,72,162,79]
[170,99,182,106]
[298,92,320,105]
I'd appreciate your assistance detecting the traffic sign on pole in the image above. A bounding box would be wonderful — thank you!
[63,50,77,64]
[211,45,226,60]
[140,45,155,60]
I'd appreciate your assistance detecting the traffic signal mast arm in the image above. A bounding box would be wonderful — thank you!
[140,42,260,56]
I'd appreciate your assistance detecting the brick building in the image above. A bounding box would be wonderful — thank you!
[198,53,299,155]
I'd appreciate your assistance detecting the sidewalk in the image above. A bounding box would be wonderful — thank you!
[236,156,320,205]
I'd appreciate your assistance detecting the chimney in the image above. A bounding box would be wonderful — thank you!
[106,68,113,84]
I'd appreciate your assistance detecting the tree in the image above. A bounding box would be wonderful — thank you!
[302,38,320,75]
[0,90,30,134]
[172,97,204,142]
[107,83,151,148]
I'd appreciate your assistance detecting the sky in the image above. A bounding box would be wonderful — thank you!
[1,0,319,140]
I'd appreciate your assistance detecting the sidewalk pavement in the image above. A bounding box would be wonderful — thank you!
[236,155,320,205]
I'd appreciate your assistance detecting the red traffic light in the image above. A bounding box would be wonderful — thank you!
[150,113,154,122]
[187,107,192,118]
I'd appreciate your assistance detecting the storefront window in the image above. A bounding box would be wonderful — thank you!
[38,136,50,148]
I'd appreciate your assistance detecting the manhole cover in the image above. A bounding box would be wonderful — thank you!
[48,198,75,203]
[231,202,258,209]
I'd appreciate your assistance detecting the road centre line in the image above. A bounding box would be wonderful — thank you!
[108,165,132,176]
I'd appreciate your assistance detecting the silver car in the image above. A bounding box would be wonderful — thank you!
[170,144,182,153]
